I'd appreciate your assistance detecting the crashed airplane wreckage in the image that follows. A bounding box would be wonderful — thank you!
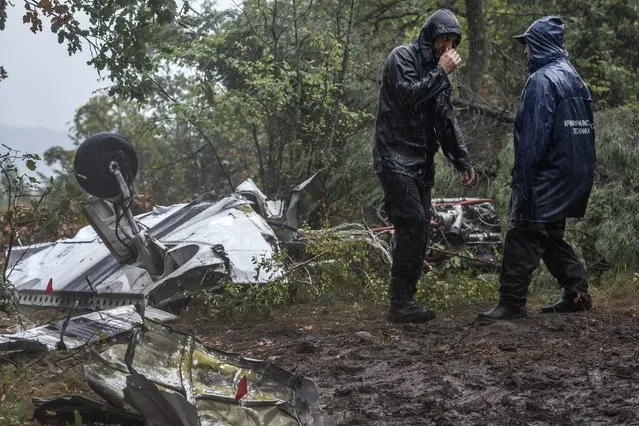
[2,132,327,425]
[6,132,500,310]
[0,306,324,425]
[30,320,324,426]
[373,198,501,247]
[371,197,502,267]
[6,132,325,309]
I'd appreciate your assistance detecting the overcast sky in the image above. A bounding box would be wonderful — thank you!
[0,0,238,134]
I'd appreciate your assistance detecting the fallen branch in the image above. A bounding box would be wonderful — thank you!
[454,98,515,123]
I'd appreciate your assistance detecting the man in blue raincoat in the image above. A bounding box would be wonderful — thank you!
[479,16,596,320]
[373,9,476,323]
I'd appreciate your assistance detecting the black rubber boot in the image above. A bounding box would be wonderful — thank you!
[541,292,592,313]
[477,305,526,320]
[387,277,436,323]
[388,299,436,323]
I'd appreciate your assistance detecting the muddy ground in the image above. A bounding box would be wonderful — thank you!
[2,300,639,425]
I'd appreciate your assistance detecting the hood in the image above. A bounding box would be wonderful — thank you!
[514,16,568,73]
[415,9,462,64]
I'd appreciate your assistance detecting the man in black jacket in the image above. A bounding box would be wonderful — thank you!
[373,9,476,323]
[478,16,596,320]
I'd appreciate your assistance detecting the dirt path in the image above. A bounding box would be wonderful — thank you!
[179,302,639,426]
[3,302,639,425]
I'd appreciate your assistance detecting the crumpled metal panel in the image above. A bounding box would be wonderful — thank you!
[32,395,145,425]
[85,321,325,425]
[0,305,176,353]
[235,178,285,219]
[196,400,299,426]
[124,373,201,426]
[6,192,283,308]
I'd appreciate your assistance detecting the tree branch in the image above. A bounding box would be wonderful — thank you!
[454,98,515,123]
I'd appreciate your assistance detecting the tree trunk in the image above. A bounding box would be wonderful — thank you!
[463,0,486,98]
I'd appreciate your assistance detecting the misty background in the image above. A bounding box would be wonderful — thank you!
[0,0,237,176]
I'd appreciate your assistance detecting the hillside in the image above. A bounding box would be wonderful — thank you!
[0,124,75,178]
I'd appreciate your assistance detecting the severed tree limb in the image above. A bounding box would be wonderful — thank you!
[454,98,515,124]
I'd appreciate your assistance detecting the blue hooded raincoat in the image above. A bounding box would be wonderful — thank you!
[511,16,596,222]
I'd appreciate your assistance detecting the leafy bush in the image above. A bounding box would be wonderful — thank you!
[0,365,31,426]
[573,108,639,275]
[415,266,499,310]
[205,225,390,318]
[1,146,85,309]
[206,223,501,318]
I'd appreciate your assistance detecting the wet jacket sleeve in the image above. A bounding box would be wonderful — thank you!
[434,95,472,171]
[512,75,555,199]
[386,48,450,107]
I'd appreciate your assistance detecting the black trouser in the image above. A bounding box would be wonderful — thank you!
[378,172,431,300]
[499,219,588,308]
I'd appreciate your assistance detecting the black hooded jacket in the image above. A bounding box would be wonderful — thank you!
[373,9,471,184]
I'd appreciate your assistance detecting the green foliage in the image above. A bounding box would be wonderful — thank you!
[592,108,639,189]
[205,226,501,318]
[579,186,639,269]
[483,0,639,107]
[294,230,389,303]
[0,365,31,426]
[205,230,389,318]
[1,145,84,304]
[324,132,383,221]
[1,0,179,99]
[0,146,42,204]
[559,0,639,107]
[415,268,499,310]
[205,280,293,319]
[489,132,515,229]
[572,108,639,273]
[153,0,373,196]
[1,146,44,301]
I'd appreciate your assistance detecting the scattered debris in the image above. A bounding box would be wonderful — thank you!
[6,134,326,309]
[373,197,501,246]
[75,321,325,425]
[6,132,496,310]
[373,197,502,266]
[429,198,501,246]
[0,305,176,353]
[1,132,328,424]
[2,132,501,424]
[32,395,145,425]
